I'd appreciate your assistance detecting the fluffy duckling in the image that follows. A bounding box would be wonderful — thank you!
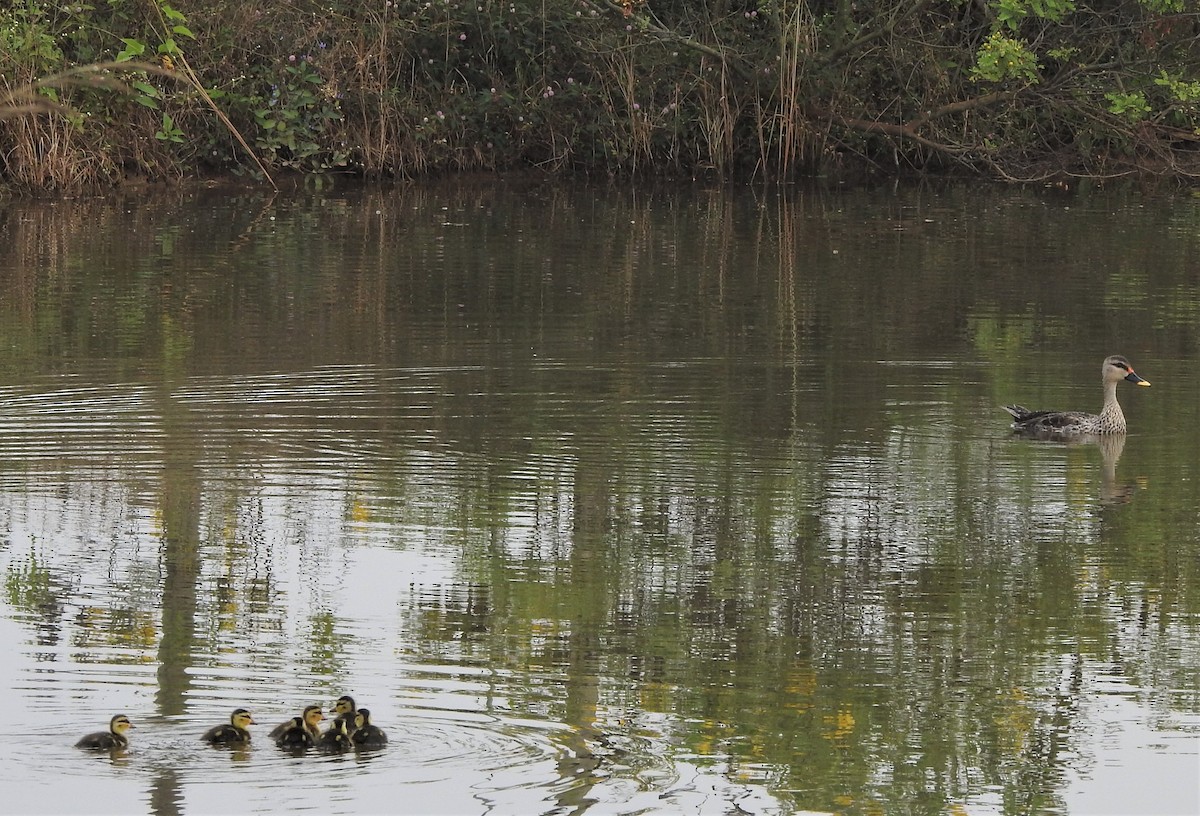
[269,705,323,741]
[350,708,387,748]
[317,715,352,752]
[331,695,357,730]
[272,716,314,750]
[75,714,133,750]
[201,708,255,744]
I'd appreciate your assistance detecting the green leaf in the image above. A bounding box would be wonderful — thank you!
[135,96,160,109]
[161,4,187,22]
[172,25,195,39]
[132,81,160,98]
[115,38,146,62]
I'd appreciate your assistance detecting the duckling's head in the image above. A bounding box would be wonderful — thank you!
[231,708,255,729]
[333,696,356,716]
[355,708,372,728]
[110,715,133,735]
[301,705,324,728]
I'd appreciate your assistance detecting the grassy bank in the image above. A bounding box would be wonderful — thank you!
[3,1,1200,190]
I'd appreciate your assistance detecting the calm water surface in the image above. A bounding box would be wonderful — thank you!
[0,180,1198,815]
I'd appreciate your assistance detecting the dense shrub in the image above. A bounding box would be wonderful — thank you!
[2,0,1200,189]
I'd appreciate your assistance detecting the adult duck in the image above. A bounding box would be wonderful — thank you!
[1004,355,1150,436]
[75,714,133,750]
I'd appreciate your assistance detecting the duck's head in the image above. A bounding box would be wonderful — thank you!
[230,709,255,729]
[1104,355,1150,387]
[301,706,324,728]
[110,715,133,735]
[355,708,372,728]
[333,696,356,716]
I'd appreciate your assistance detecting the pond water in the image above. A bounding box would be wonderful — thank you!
[0,179,1197,815]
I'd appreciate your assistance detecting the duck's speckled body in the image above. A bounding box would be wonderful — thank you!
[1004,355,1150,436]
[76,715,133,750]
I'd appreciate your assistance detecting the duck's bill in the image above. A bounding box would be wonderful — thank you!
[1126,372,1151,386]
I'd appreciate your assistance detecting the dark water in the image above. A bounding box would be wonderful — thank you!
[0,180,1197,815]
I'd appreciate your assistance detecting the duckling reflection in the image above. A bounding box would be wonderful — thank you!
[202,708,255,744]
[76,714,133,750]
[350,708,387,749]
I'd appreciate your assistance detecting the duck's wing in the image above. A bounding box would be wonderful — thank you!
[1010,409,1093,433]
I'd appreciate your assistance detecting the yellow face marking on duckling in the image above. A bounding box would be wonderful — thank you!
[112,716,133,733]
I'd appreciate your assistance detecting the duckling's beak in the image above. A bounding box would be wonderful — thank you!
[1125,371,1151,386]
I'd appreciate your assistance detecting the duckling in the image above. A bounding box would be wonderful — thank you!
[201,708,255,744]
[349,708,387,748]
[75,714,133,750]
[268,705,323,741]
[272,716,314,750]
[317,715,352,752]
[331,695,356,726]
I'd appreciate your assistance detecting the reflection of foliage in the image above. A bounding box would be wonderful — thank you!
[0,186,1197,813]
[72,604,159,654]
[4,551,59,615]
[307,608,350,675]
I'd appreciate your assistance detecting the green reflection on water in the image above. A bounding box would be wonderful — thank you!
[0,182,1197,816]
